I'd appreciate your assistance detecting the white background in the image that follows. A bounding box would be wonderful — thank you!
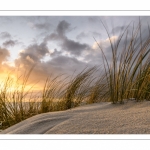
[0,0,150,149]
[0,0,149,10]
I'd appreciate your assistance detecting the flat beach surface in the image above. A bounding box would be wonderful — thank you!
[1,100,150,134]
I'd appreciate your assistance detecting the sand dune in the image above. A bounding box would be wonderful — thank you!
[1,100,150,134]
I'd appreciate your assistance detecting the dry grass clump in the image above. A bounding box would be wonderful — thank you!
[87,74,108,104]
[94,19,150,104]
[0,67,100,129]
[0,68,37,129]
[40,75,65,113]
[62,67,96,109]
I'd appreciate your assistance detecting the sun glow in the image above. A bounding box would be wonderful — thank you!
[0,72,38,93]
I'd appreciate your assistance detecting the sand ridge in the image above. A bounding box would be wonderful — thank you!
[1,101,150,134]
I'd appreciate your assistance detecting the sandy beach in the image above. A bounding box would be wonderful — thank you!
[1,100,150,134]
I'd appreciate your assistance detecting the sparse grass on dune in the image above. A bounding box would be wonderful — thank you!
[62,67,97,109]
[41,75,66,112]
[0,68,36,128]
[1,20,150,130]
[0,67,100,129]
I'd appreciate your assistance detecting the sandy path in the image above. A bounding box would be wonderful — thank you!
[1,101,150,134]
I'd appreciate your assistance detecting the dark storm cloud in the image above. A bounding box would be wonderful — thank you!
[0,47,10,64]
[3,40,18,47]
[0,32,11,39]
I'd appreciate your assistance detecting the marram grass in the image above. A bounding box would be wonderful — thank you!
[1,21,150,130]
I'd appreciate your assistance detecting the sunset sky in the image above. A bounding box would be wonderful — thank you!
[0,16,150,90]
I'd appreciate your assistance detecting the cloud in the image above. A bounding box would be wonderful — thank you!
[45,55,89,76]
[3,40,18,47]
[14,39,90,84]
[0,47,10,64]
[84,35,122,66]
[88,17,100,23]
[76,31,101,40]
[92,31,101,38]
[61,38,90,56]
[92,36,118,50]
[56,20,71,37]
[51,55,79,66]
[43,20,71,42]
[76,32,87,40]
[0,32,11,39]
[50,49,62,57]
[111,26,125,34]
[15,51,90,85]
[44,20,90,56]
[15,42,50,67]
[33,23,52,30]
[14,22,90,81]
[44,33,60,43]
[26,42,49,59]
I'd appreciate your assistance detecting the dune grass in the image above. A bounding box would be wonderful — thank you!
[0,67,100,129]
[94,19,150,103]
[1,20,150,130]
